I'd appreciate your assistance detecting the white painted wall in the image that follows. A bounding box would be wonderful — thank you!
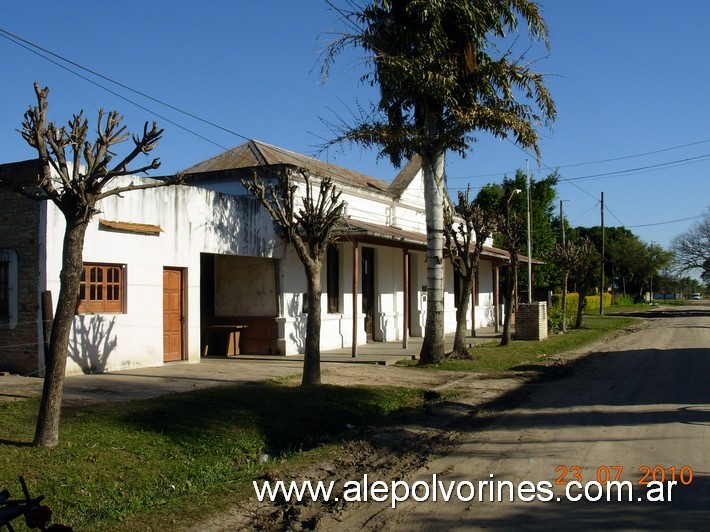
[214,256,277,317]
[43,177,278,374]
[41,165,502,372]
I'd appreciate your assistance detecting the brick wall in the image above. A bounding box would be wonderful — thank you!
[0,160,43,375]
[514,302,548,341]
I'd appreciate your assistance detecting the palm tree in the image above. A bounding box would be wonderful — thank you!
[323,0,555,364]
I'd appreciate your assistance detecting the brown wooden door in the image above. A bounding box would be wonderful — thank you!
[361,247,375,341]
[163,268,185,362]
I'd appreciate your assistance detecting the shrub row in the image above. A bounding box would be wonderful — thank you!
[548,292,612,331]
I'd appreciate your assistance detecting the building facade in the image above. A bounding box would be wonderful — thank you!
[0,141,509,375]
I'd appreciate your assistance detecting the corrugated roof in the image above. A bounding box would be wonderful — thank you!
[183,140,393,195]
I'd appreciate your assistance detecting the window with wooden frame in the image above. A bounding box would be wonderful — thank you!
[77,263,125,314]
[0,261,9,324]
[327,245,340,314]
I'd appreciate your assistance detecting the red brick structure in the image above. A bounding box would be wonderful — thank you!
[0,159,44,375]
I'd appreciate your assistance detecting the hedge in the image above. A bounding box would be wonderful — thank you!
[551,292,612,313]
[548,292,611,331]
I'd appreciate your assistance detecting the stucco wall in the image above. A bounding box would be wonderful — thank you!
[214,255,277,317]
[43,178,278,374]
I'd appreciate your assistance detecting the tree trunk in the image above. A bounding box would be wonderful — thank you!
[575,273,589,329]
[301,263,322,386]
[561,268,568,333]
[418,150,446,365]
[500,260,517,346]
[451,272,474,358]
[34,216,88,448]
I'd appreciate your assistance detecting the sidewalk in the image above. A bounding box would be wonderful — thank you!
[234,326,501,365]
[0,328,501,405]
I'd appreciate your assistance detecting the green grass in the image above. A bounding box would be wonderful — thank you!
[1,311,646,530]
[0,382,424,531]
[399,314,640,373]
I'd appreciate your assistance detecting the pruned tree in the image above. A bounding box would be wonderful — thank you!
[242,169,346,386]
[545,240,582,333]
[572,237,598,329]
[322,0,555,365]
[444,186,496,358]
[478,180,525,346]
[4,83,181,448]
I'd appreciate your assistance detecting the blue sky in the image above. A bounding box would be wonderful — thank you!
[1,1,708,251]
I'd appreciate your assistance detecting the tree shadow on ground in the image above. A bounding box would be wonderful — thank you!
[116,382,424,455]
[614,308,710,319]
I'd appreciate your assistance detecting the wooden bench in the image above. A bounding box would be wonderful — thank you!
[203,325,249,357]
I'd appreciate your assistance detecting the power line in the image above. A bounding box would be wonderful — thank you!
[0,30,230,152]
[554,138,710,168]
[449,137,710,180]
[626,214,705,228]
[503,138,600,202]
[0,28,252,144]
[564,153,710,182]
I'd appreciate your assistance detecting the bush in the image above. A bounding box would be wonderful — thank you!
[585,292,612,311]
[549,293,579,331]
[613,294,636,306]
[549,292,611,330]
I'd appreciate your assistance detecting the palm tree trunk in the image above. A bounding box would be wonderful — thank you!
[34,216,88,448]
[418,149,446,365]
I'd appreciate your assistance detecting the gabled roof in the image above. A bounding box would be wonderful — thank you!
[386,154,421,197]
[183,140,394,195]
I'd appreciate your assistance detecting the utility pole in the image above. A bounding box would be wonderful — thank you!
[560,199,568,333]
[526,160,533,304]
[600,191,605,316]
[560,200,567,246]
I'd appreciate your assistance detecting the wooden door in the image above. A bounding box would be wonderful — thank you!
[163,268,185,362]
[361,247,375,341]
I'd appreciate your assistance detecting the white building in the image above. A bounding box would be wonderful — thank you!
[0,141,510,375]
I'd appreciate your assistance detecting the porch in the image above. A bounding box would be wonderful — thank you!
[217,327,504,366]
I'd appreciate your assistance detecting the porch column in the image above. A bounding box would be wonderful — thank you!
[493,265,500,333]
[514,265,519,319]
[402,248,409,349]
[352,242,359,358]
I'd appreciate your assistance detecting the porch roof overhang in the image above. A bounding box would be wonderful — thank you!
[332,219,512,264]
[99,219,163,235]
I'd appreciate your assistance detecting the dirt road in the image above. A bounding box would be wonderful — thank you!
[320,305,710,530]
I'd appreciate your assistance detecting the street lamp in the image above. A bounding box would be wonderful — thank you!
[507,188,522,207]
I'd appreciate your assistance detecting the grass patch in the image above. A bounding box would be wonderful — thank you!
[400,314,639,373]
[0,382,424,531]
